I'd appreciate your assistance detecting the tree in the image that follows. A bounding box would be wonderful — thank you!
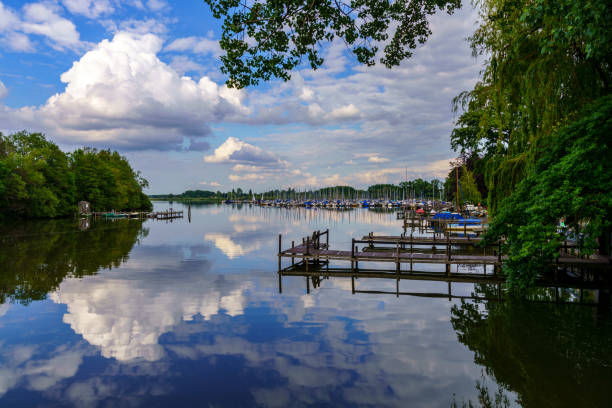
[204,0,461,87]
[452,0,611,213]
[485,96,612,286]
[0,132,152,218]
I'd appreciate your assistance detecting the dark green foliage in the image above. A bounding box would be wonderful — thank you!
[204,0,461,87]
[485,96,612,286]
[0,132,152,219]
[446,0,611,285]
[452,0,611,213]
[72,148,152,212]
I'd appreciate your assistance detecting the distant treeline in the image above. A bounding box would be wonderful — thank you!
[151,179,450,202]
[0,131,152,219]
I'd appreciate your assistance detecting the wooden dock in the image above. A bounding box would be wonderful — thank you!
[148,209,184,220]
[278,230,611,275]
[86,209,184,220]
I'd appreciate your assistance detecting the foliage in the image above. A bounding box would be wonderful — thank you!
[485,96,612,286]
[72,148,152,212]
[459,166,482,205]
[444,156,487,206]
[452,0,611,213]
[204,0,461,87]
[446,0,611,284]
[0,132,152,219]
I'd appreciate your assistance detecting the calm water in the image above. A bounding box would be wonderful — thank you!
[0,202,611,407]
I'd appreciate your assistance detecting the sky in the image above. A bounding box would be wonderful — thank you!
[0,0,482,194]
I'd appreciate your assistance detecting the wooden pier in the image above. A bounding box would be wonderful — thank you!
[148,209,184,220]
[278,230,611,276]
[86,209,184,220]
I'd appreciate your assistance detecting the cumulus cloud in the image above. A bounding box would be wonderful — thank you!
[1,31,247,151]
[204,137,286,167]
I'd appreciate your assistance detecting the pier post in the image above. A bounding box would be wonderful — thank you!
[306,276,310,294]
[351,276,355,294]
[278,272,282,293]
[396,242,400,273]
[410,232,413,254]
[278,234,282,271]
[351,239,355,272]
[291,241,295,266]
[446,234,451,275]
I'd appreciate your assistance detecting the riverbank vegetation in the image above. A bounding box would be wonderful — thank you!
[0,131,152,219]
[150,180,446,202]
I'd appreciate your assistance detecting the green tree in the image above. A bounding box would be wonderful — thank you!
[204,0,461,87]
[484,96,612,286]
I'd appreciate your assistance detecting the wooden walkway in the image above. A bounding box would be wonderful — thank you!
[278,230,610,274]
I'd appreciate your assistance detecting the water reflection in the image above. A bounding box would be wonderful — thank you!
[0,219,146,305]
[451,284,612,408]
[50,245,251,361]
[0,204,610,407]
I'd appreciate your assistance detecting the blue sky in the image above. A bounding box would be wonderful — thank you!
[0,0,481,194]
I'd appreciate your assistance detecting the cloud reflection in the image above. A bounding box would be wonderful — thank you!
[50,246,252,362]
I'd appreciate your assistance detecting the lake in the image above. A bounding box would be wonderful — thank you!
[1,202,611,407]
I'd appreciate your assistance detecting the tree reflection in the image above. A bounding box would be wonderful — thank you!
[450,284,612,408]
[0,219,146,305]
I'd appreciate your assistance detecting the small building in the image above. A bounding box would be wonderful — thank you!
[78,201,90,214]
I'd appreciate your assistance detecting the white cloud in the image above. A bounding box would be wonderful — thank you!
[0,2,19,32]
[1,32,247,151]
[368,155,390,163]
[327,103,360,120]
[168,55,205,75]
[21,2,82,51]
[200,181,221,187]
[102,17,168,34]
[204,137,286,167]
[0,3,34,51]
[146,0,166,11]
[61,0,114,18]
[0,80,7,100]
[165,36,222,57]
[228,173,267,182]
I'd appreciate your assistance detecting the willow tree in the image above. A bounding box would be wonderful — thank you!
[454,0,611,212]
[450,0,612,285]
